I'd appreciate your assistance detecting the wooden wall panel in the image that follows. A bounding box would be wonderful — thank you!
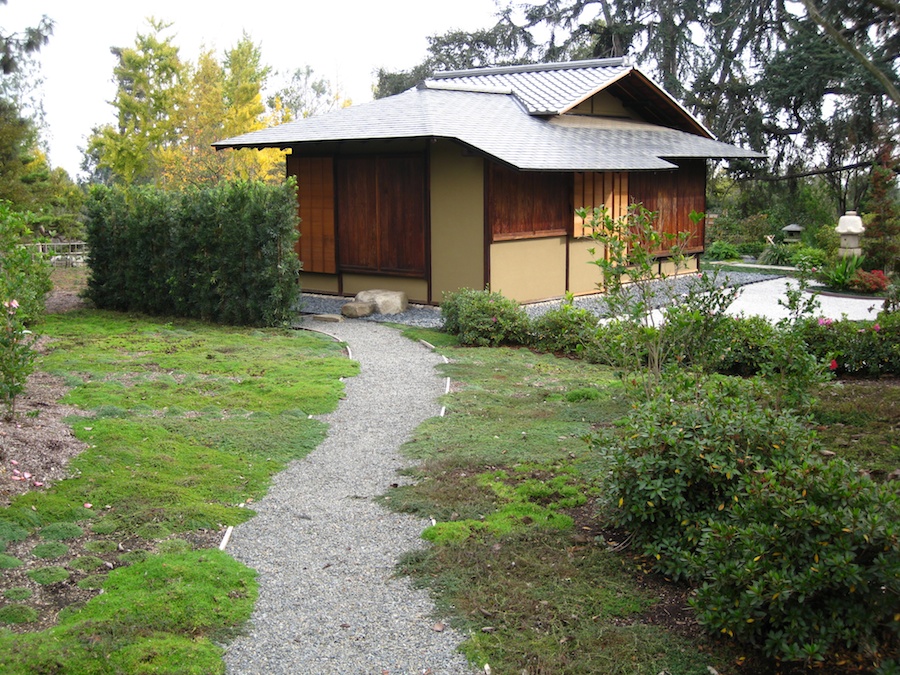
[288,155,337,274]
[377,155,426,275]
[335,154,426,277]
[628,160,706,253]
[488,164,570,241]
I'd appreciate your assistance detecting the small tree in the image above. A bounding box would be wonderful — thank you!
[581,204,737,397]
[862,146,900,273]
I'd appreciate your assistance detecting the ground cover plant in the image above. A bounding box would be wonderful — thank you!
[0,288,357,672]
[387,333,758,674]
[393,326,900,673]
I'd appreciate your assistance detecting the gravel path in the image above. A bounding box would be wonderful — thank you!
[223,319,478,675]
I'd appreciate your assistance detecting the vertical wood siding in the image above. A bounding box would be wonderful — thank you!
[288,155,337,274]
[572,172,629,236]
[628,159,707,253]
[336,154,427,277]
[487,163,571,241]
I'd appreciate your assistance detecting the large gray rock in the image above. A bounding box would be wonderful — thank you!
[341,301,376,318]
[354,289,408,315]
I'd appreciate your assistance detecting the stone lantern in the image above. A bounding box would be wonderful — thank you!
[781,223,803,243]
[835,211,864,258]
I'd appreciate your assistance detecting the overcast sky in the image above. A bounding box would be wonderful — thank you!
[4,0,501,179]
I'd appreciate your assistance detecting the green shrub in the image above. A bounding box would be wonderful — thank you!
[594,380,813,580]
[712,315,776,376]
[757,243,799,266]
[813,225,840,256]
[660,271,741,374]
[85,181,301,326]
[529,297,598,356]
[440,288,529,347]
[692,457,900,664]
[705,213,772,249]
[790,246,828,269]
[736,242,765,258]
[704,240,741,261]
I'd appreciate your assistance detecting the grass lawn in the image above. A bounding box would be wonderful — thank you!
[387,327,900,675]
[0,307,357,674]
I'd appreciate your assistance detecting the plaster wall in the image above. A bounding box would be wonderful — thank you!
[430,141,485,301]
[300,273,340,295]
[490,237,567,302]
[568,238,605,295]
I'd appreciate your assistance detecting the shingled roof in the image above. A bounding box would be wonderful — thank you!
[213,58,763,171]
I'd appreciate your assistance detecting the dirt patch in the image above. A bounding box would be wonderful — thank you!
[44,290,86,315]
[0,367,89,506]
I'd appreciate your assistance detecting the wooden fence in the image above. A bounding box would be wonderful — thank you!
[24,241,88,267]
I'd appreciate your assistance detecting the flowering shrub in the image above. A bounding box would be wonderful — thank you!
[0,298,36,418]
[0,203,49,418]
[797,313,900,376]
[0,202,52,326]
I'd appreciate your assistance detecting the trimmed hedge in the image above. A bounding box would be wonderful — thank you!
[85,181,300,326]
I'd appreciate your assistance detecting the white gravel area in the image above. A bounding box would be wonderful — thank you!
[223,319,479,675]
[726,277,883,322]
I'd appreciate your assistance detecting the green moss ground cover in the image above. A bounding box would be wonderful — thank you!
[0,310,356,673]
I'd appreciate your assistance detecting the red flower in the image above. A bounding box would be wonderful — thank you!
[829,359,838,371]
